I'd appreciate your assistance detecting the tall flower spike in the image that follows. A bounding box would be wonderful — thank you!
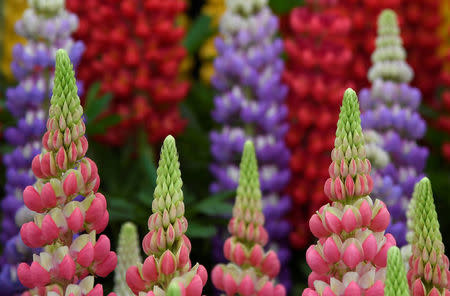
[407,177,450,296]
[359,9,428,247]
[114,222,142,296]
[303,89,395,296]
[336,1,444,105]
[0,1,84,293]
[368,9,413,83]
[126,135,207,296]
[385,246,409,296]
[212,140,286,296]
[17,49,116,295]
[210,0,292,289]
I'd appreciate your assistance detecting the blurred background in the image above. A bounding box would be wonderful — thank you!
[0,0,449,295]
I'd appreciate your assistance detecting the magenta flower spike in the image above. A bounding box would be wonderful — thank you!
[211,140,286,296]
[302,89,396,296]
[125,135,207,296]
[16,49,117,295]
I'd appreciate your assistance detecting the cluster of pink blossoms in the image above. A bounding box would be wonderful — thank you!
[17,49,117,295]
[126,135,207,296]
[211,141,286,296]
[303,88,396,296]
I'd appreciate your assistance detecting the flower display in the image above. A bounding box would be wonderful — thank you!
[359,9,428,246]
[114,222,142,296]
[125,135,207,296]
[406,177,450,296]
[337,1,444,105]
[209,0,292,289]
[282,1,354,249]
[199,0,225,84]
[66,0,189,146]
[17,49,116,295]
[211,140,286,296]
[0,0,27,80]
[302,88,395,296]
[0,1,84,294]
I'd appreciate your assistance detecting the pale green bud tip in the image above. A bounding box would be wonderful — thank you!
[415,177,432,200]
[120,222,139,240]
[413,177,443,244]
[164,135,176,147]
[237,140,261,199]
[154,135,183,203]
[342,88,358,109]
[385,246,409,296]
[337,88,362,136]
[241,140,257,174]
[378,9,398,28]
[167,282,182,296]
[52,49,79,107]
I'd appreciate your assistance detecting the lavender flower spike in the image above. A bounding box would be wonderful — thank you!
[0,0,84,294]
[209,0,292,290]
[359,9,428,247]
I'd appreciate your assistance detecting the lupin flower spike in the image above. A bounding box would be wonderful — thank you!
[407,177,450,296]
[126,135,207,296]
[17,49,116,295]
[210,0,292,288]
[368,9,413,83]
[302,89,396,296]
[211,140,286,296]
[385,246,409,296]
[0,0,84,293]
[114,222,142,296]
[359,9,428,247]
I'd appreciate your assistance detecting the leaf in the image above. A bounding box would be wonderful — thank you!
[84,82,114,124]
[138,131,157,189]
[193,191,234,216]
[269,0,303,14]
[137,190,153,207]
[186,222,217,238]
[86,114,121,135]
[109,197,136,222]
[183,15,215,54]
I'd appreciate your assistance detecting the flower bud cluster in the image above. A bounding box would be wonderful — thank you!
[302,89,395,296]
[126,136,207,296]
[212,141,286,296]
[17,50,116,295]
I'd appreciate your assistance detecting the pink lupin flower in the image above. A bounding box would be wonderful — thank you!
[125,135,207,295]
[211,141,286,296]
[17,49,117,295]
[303,89,395,296]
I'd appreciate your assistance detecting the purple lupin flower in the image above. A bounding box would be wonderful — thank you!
[0,0,84,294]
[210,0,292,291]
[359,9,428,247]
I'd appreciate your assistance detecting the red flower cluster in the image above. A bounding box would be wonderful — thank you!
[281,2,354,249]
[66,0,189,145]
[437,88,450,161]
[435,1,450,162]
[337,0,444,104]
